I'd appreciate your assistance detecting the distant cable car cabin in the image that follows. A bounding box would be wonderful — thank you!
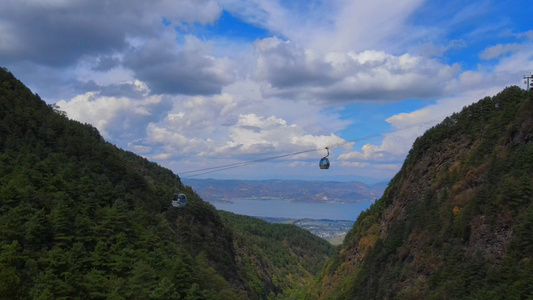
[319,147,330,169]
[319,157,330,169]
[172,193,187,208]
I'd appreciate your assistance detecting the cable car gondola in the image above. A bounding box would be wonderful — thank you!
[319,147,330,169]
[172,193,187,208]
[172,175,187,208]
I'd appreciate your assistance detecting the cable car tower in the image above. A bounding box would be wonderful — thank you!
[524,73,533,91]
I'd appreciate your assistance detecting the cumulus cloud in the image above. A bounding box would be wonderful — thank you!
[151,92,248,138]
[219,113,345,155]
[145,111,347,160]
[254,38,336,88]
[307,0,424,53]
[0,0,228,101]
[492,50,533,75]
[255,38,461,102]
[96,76,351,169]
[56,89,170,141]
[119,91,345,170]
[223,0,424,53]
[119,76,354,162]
[340,161,370,168]
[338,124,430,164]
[375,164,402,170]
[288,161,310,168]
[479,43,525,60]
[336,37,533,175]
[131,145,152,154]
[517,30,533,40]
[4,0,533,182]
[0,0,221,67]
[338,85,505,169]
[414,40,466,58]
[56,93,131,138]
[125,34,238,95]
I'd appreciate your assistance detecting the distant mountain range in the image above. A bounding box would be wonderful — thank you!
[184,178,387,203]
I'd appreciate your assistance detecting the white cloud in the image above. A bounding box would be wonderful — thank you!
[254,38,461,102]
[124,34,238,95]
[288,161,309,168]
[122,75,355,164]
[0,0,221,66]
[217,113,346,156]
[479,43,525,60]
[375,164,401,170]
[340,161,370,168]
[414,40,466,58]
[337,83,507,170]
[153,153,173,160]
[5,0,533,183]
[493,50,533,75]
[0,20,20,54]
[0,0,227,102]
[147,124,189,147]
[307,0,424,53]
[56,92,131,138]
[338,126,427,164]
[56,90,166,140]
[138,104,349,167]
[74,62,136,88]
[517,30,533,40]
[223,0,424,53]
[131,145,152,154]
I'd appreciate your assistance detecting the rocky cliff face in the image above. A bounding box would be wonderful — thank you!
[311,87,533,299]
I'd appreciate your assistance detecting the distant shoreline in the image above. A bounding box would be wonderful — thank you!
[208,198,373,204]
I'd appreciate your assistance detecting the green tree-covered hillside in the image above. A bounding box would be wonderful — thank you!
[0,67,333,299]
[219,211,334,299]
[309,87,533,299]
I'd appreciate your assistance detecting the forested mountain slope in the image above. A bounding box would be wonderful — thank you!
[0,67,333,299]
[219,211,334,299]
[309,86,533,299]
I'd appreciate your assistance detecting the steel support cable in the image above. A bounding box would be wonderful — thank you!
[326,116,443,150]
[181,148,318,178]
[179,149,317,174]
[180,116,444,178]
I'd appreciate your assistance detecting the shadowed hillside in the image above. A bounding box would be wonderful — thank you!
[0,67,333,299]
[309,86,533,299]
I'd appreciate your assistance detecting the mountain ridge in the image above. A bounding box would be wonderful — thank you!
[309,86,533,299]
[0,67,334,299]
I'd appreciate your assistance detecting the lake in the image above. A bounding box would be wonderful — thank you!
[210,199,374,221]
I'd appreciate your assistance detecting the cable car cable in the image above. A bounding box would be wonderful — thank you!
[180,115,445,178]
[179,148,316,175]
[181,148,318,178]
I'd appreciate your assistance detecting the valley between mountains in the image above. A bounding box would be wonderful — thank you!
[2,67,533,299]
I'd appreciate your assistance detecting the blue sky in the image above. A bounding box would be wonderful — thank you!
[1,0,532,184]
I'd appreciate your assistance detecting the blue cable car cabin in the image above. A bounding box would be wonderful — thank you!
[319,157,330,169]
[172,193,187,208]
